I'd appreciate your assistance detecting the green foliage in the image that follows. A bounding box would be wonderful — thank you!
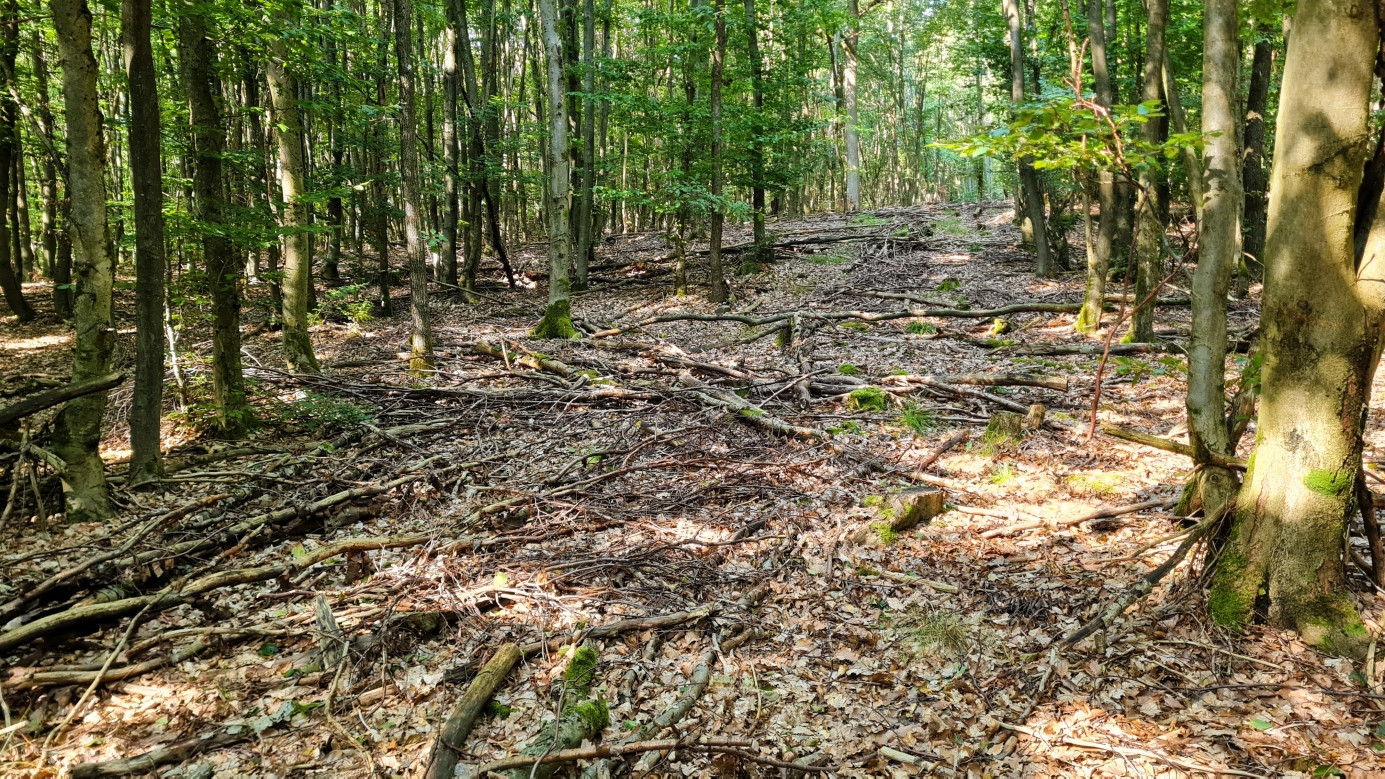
[906,321,937,335]
[935,218,969,236]
[988,463,1016,485]
[899,402,938,435]
[804,250,850,266]
[871,522,898,546]
[316,284,375,325]
[936,278,962,292]
[849,213,889,227]
[837,363,860,376]
[1067,473,1122,496]
[271,391,374,432]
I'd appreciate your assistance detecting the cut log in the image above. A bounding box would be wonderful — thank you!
[423,642,521,779]
[849,488,945,546]
[984,412,1025,446]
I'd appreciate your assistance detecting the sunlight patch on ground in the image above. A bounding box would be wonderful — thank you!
[2,333,72,353]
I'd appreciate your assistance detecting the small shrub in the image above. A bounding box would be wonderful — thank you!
[935,218,968,236]
[906,321,936,335]
[936,278,962,292]
[989,463,1017,485]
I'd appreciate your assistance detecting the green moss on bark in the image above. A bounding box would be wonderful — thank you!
[1208,549,1257,629]
[531,299,580,339]
[1303,469,1353,497]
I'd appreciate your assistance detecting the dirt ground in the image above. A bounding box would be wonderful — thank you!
[2,203,1383,778]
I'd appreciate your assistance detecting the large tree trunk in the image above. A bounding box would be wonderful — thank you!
[51,0,114,521]
[0,0,30,323]
[744,0,766,256]
[573,0,596,288]
[265,19,320,374]
[706,0,729,303]
[393,0,434,374]
[532,0,576,338]
[123,0,166,482]
[1240,24,1275,295]
[1210,0,1384,659]
[1128,0,1167,343]
[1003,0,1051,278]
[1185,0,1241,520]
[843,0,861,212]
[178,1,248,437]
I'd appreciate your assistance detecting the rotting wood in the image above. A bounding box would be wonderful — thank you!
[423,642,521,779]
[848,487,945,546]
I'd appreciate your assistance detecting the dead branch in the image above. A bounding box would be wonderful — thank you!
[1101,423,1246,470]
[917,431,969,470]
[979,497,1175,538]
[0,372,125,428]
[475,736,757,774]
[881,372,1069,392]
[424,642,522,779]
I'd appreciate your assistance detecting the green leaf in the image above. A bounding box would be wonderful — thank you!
[1249,716,1273,731]
[258,642,279,657]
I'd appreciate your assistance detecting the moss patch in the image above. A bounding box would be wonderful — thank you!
[570,698,610,733]
[847,386,890,411]
[1304,469,1353,497]
[872,522,898,545]
[531,299,581,339]
[564,644,600,699]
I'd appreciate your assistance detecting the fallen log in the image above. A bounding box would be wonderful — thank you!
[0,535,430,654]
[0,372,125,429]
[423,642,521,779]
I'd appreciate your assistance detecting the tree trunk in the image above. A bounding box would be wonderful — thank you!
[744,0,766,256]
[573,0,596,288]
[1210,0,1383,659]
[1128,0,1167,343]
[265,19,320,374]
[371,13,392,316]
[843,0,861,212]
[1003,0,1051,278]
[51,0,114,521]
[0,0,30,322]
[442,0,460,288]
[393,0,434,374]
[123,0,166,482]
[178,1,249,437]
[706,0,729,303]
[533,0,576,338]
[1240,25,1275,295]
[30,30,57,285]
[1161,49,1203,225]
[1185,0,1241,520]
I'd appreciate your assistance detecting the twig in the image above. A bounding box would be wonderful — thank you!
[999,721,1268,778]
[474,736,759,773]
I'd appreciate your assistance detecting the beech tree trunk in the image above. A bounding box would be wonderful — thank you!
[51,0,114,521]
[1076,0,1112,332]
[31,29,61,309]
[0,0,30,322]
[442,2,460,288]
[1210,0,1384,659]
[1003,0,1051,278]
[574,0,596,288]
[123,0,165,481]
[1128,0,1167,343]
[533,0,576,338]
[843,0,861,212]
[706,0,729,303]
[265,20,320,374]
[1240,25,1275,294]
[1185,0,1240,519]
[745,0,766,255]
[393,0,433,373]
[178,1,248,437]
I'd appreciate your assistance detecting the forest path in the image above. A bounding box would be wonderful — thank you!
[3,204,1381,778]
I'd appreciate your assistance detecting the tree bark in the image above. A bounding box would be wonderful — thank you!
[0,0,30,322]
[393,0,434,374]
[1003,0,1051,278]
[843,0,861,212]
[442,1,460,288]
[30,29,64,316]
[1210,0,1384,659]
[51,0,114,521]
[744,0,766,256]
[707,0,729,303]
[1128,0,1167,343]
[1240,24,1275,294]
[123,0,166,482]
[1185,0,1241,520]
[265,18,320,374]
[533,0,576,337]
[178,1,249,437]
[573,0,596,288]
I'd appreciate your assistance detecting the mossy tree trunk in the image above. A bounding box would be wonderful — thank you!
[533,0,577,338]
[1210,0,1385,659]
[51,0,113,522]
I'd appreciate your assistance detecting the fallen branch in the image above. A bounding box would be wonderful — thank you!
[0,534,430,653]
[998,721,1267,778]
[632,648,717,772]
[882,372,1069,392]
[424,642,521,779]
[917,431,969,470]
[476,736,756,774]
[68,703,301,778]
[979,497,1174,539]
[1101,423,1246,470]
[0,372,125,428]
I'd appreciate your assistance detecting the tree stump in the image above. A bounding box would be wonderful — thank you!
[850,487,945,546]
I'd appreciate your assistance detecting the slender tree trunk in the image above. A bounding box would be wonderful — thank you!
[393,0,433,373]
[442,1,460,288]
[371,12,392,316]
[1211,0,1385,659]
[533,0,576,337]
[706,0,729,303]
[30,30,57,285]
[0,0,30,322]
[843,0,861,212]
[51,0,114,521]
[123,0,166,482]
[744,0,766,257]
[178,1,249,437]
[1240,24,1275,295]
[1184,0,1241,520]
[14,137,32,276]
[265,19,320,373]
[1128,0,1167,343]
[456,0,485,293]
[573,0,596,288]
[1003,0,1051,278]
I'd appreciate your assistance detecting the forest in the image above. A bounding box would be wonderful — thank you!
[2,0,1385,774]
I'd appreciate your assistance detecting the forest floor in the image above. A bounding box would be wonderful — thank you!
[2,203,1384,778]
